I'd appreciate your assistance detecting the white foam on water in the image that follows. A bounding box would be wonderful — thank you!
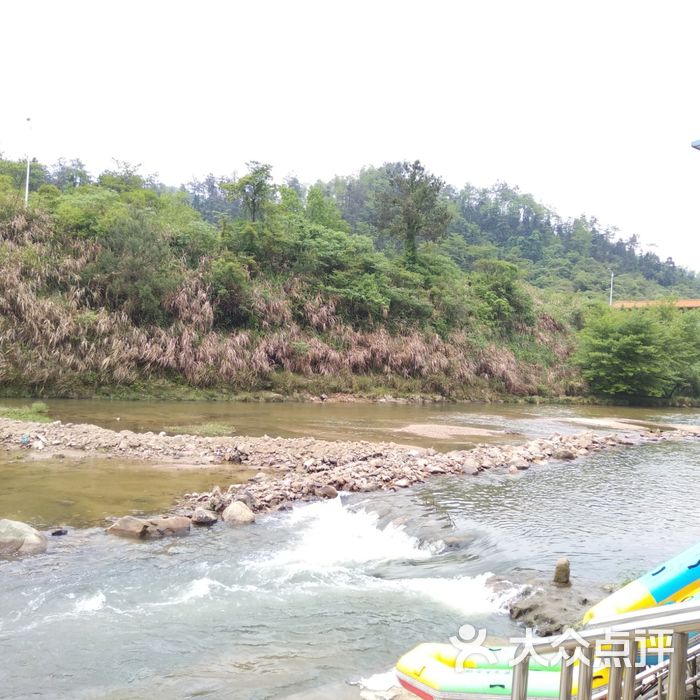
[152,577,264,608]
[178,577,216,602]
[152,577,230,606]
[260,497,437,573]
[173,577,224,603]
[387,573,522,616]
[301,570,521,617]
[357,669,400,694]
[246,497,524,617]
[74,591,106,613]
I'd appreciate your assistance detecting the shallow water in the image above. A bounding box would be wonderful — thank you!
[0,454,253,528]
[1,401,700,699]
[3,397,699,449]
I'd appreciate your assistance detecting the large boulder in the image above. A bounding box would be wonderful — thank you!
[222,501,255,525]
[106,515,191,539]
[0,519,48,556]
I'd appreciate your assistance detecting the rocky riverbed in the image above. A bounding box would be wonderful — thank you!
[2,416,699,525]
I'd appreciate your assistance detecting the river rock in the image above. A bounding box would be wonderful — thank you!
[315,485,338,499]
[426,464,446,474]
[461,459,479,475]
[442,535,475,551]
[106,515,143,540]
[191,508,218,526]
[236,490,257,510]
[222,500,255,525]
[1,414,694,522]
[509,581,596,636]
[553,557,571,585]
[106,515,191,539]
[147,516,191,536]
[0,519,48,556]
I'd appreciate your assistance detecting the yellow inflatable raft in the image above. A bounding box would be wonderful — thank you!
[396,643,608,699]
[396,540,700,700]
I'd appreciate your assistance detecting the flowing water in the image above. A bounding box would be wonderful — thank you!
[6,398,700,449]
[1,401,700,699]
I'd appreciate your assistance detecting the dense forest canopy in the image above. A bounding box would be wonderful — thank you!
[0,154,698,401]
[3,154,697,298]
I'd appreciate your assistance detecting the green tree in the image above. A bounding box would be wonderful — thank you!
[50,158,91,190]
[53,185,124,237]
[277,184,303,216]
[98,161,146,192]
[472,259,534,331]
[155,192,219,266]
[221,161,275,222]
[210,253,251,327]
[0,156,49,193]
[187,174,241,223]
[574,306,700,398]
[305,184,348,231]
[81,210,183,325]
[377,160,453,262]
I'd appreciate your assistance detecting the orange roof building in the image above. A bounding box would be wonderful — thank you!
[612,299,700,309]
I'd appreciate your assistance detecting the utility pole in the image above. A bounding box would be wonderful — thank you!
[609,271,614,306]
[23,117,31,208]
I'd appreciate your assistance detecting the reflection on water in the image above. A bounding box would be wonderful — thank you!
[3,397,699,449]
[0,453,252,528]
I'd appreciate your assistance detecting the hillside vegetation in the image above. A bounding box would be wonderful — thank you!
[0,156,698,401]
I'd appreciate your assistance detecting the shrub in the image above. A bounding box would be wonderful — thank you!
[574,306,700,398]
[81,210,183,325]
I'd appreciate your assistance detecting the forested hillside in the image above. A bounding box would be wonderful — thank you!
[1,156,698,401]
[190,163,700,299]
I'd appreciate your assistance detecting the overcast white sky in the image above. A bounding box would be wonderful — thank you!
[2,1,699,270]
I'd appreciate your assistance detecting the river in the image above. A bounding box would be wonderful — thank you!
[1,401,699,699]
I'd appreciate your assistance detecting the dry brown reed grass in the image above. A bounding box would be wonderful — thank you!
[0,212,578,396]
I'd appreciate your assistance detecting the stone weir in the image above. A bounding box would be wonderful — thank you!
[1,416,698,523]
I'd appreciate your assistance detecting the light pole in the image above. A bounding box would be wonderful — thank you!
[23,117,31,208]
[609,270,614,306]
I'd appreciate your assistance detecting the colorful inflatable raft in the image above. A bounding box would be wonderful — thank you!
[583,540,700,622]
[396,540,700,700]
[396,643,608,699]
